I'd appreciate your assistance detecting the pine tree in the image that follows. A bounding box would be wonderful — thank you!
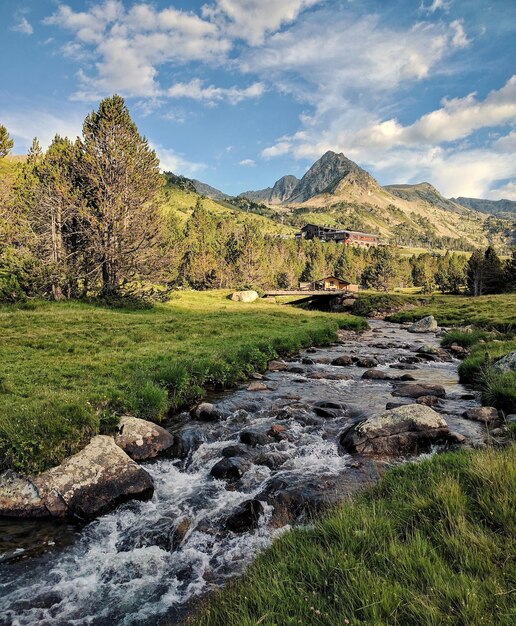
[466,249,485,296]
[78,95,163,295]
[0,125,14,158]
[362,247,398,291]
[483,246,503,294]
[504,249,516,292]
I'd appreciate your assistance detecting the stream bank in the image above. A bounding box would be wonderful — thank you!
[0,320,497,626]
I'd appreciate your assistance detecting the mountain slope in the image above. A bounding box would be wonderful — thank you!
[240,175,299,204]
[191,179,229,201]
[451,196,516,216]
[238,151,512,249]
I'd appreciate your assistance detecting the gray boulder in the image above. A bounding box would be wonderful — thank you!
[493,351,516,373]
[331,355,353,367]
[210,456,250,480]
[115,416,174,460]
[340,404,450,456]
[0,471,48,518]
[231,290,259,303]
[408,316,438,333]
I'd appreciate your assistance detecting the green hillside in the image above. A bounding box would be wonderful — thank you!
[161,183,296,236]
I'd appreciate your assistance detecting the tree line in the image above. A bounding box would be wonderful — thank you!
[1,97,515,303]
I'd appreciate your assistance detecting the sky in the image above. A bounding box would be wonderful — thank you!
[1,0,515,199]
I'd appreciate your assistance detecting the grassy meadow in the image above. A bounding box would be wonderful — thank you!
[0,291,365,473]
[191,445,516,626]
[387,293,516,330]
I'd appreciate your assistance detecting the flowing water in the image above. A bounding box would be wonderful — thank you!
[0,321,487,626]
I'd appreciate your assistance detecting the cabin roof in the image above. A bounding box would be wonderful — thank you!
[315,275,351,284]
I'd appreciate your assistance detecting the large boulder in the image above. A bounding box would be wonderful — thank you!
[210,456,250,480]
[331,355,353,367]
[114,416,174,461]
[231,290,259,303]
[170,426,206,460]
[408,316,438,333]
[493,351,516,373]
[0,436,154,520]
[392,383,446,399]
[340,404,450,456]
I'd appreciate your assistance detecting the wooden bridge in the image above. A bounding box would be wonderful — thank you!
[263,289,351,297]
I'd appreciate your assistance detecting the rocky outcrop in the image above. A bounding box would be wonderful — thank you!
[340,404,451,456]
[230,290,259,303]
[114,416,174,460]
[408,316,438,333]
[0,436,154,520]
[392,383,446,399]
[493,351,516,373]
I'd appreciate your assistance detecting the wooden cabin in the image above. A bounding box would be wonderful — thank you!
[300,275,359,292]
[297,223,379,248]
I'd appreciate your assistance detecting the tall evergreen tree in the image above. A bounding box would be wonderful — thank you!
[466,249,485,296]
[78,95,163,295]
[0,125,14,158]
[483,246,504,294]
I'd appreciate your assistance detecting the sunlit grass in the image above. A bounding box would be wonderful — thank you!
[0,291,365,472]
[190,445,516,626]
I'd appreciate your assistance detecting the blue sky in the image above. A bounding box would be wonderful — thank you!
[1,0,515,199]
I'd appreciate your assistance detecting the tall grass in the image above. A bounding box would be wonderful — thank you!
[190,445,516,626]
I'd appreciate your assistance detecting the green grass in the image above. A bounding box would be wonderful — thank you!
[0,291,365,473]
[441,329,492,348]
[190,445,516,626]
[387,293,516,331]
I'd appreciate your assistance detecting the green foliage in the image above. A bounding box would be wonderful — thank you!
[191,445,516,626]
[441,329,491,348]
[351,293,407,316]
[0,292,365,472]
[361,246,398,291]
[478,369,516,414]
[0,124,14,158]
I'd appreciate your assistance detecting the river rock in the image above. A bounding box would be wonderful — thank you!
[268,360,288,372]
[416,344,439,355]
[230,290,259,303]
[190,402,222,422]
[463,406,499,424]
[408,316,438,333]
[32,436,154,519]
[307,372,353,381]
[416,395,441,407]
[449,343,469,358]
[362,369,392,380]
[399,373,416,381]
[169,518,191,550]
[340,404,450,456]
[392,383,446,399]
[354,356,379,368]
[210,456,250,480]
[114,416,174,461]
[247,381,269,392]
[254,451,289,469]
[226,499,264,533]
[240,429,272,447]
[170,426,206,460]
[313,400,348,419]
[0,471,48,518]
[385,401,412,410]
[493,351,516,373]
[331,355,353,367]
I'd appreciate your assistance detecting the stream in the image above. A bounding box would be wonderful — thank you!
[0,320,487,626]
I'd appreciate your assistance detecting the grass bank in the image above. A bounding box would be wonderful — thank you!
[0,291,365,473]
[190,445,516,626]
[387,293,516,331]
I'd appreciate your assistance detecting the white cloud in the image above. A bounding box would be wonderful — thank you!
[11,17,34,35]
[152,144,206,176]
[420,0,452,14]
[202,0,322,45]
[45,1,231,100]
[239,158,256,167]
[168,79,265,104]
[0,109,84,152]
[450,19,470,48]
[486,181,516,201]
